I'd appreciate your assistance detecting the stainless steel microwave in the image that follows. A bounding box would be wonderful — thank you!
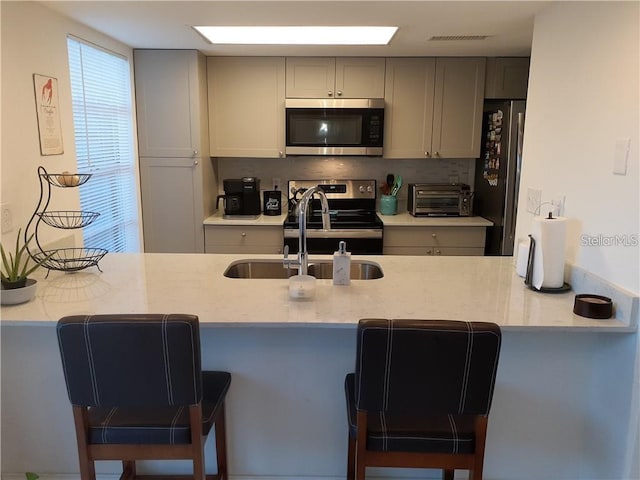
[285,98,384,156]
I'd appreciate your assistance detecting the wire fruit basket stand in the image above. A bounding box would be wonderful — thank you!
[25,166,107,274]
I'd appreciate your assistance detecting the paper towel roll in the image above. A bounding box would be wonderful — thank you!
[515,241,529,278]
[531,215,567,289]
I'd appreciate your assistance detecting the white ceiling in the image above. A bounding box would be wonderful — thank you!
[40,1,551,57]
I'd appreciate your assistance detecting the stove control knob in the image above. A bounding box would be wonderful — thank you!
[359,185,366,193]
[367,185,373,193]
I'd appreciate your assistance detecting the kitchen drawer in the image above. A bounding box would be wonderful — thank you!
[384,226,485,248]
[383,246,484,256]
[204,225,283,253]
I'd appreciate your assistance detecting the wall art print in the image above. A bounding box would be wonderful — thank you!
[33,73,64,155]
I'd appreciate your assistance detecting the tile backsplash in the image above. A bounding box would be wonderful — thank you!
[215,156,475,209]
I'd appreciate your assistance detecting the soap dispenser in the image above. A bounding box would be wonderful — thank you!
[332,240,351,286]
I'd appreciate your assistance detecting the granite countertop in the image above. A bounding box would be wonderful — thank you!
[204,211,493,227]
[204,211,288,226]
[378,212,493,227]
[1,253,634,331]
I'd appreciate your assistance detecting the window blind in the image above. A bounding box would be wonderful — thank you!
[67,36,140,253]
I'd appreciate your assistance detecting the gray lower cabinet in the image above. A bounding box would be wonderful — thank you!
[205,225,283,254]
[383,226,486,256]
[139,158,204,253]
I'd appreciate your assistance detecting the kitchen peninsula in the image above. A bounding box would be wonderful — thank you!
[1,253,637,480]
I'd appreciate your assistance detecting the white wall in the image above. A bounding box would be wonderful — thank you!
[0,1,137,250]
[519,6,640,476]
[515,1,640,293]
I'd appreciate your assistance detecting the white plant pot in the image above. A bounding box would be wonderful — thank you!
[1,278,38,305]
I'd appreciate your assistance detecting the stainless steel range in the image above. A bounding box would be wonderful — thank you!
[283,179,383,255]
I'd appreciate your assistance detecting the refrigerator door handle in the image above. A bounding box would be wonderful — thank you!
[511,111,525,237]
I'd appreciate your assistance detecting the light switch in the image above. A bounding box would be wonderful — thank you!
[613,138,630,175]
[1,203,13,233]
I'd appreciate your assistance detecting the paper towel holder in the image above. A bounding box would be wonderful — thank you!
[524,233,572,293]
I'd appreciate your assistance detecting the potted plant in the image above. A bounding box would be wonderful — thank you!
[1,229,51,305]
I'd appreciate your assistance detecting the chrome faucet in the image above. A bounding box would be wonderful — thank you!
[283,186,331,275]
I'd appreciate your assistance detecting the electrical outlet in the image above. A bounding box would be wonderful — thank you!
[526,188,542,214]
[551,195,565,217]
[272,177,281,191]
[1,203,14,233]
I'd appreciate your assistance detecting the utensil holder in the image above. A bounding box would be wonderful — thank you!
[380,195,397,215]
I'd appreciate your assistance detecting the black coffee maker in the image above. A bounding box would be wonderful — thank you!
[217,177,261,217]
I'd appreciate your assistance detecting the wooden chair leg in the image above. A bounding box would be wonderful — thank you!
[189,405,206,480]
[355,411,368,480]
[443,469,454,480]
[469,469,483,480]
[469,415,488,480]
[73,406,96,480]
[193,446,205,480]
[121,461,136,480]
[346,433,355,480]
[78,456,96,480]
[469,469,482,480]
[214,403,228,480]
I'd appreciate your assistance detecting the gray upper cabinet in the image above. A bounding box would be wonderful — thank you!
[485,57,530,99]
[383,58,436,159]
[286,57,385,98]
[135,50,206,158]
[432,57,486,158]
[208,57,285,158]
[134,49,213,253]
[384,57,486,159]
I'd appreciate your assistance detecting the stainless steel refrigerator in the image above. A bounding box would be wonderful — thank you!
[473,100,526,256]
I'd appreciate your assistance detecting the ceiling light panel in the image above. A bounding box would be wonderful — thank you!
[193,26,398,45]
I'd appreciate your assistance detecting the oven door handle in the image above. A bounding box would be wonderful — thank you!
[284,229,383,239]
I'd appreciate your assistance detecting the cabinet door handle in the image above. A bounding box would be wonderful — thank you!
[336,90,343,96]
[425,152,430,158]
[434,151,440,157]
[328,90,333,97]
[193,150,199,156]
[193,159,199,166]
[432,233,437,238]
[435,249,441,255]
[279,151,284,158]
[426,249,433,255]
[241,232,247,237]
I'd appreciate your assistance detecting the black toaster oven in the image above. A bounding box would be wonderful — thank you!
[407,183,473,217]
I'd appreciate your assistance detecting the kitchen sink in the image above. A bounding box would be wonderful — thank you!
[306,261,383,280]
[223,259,383,280]
[224,260,293,279]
